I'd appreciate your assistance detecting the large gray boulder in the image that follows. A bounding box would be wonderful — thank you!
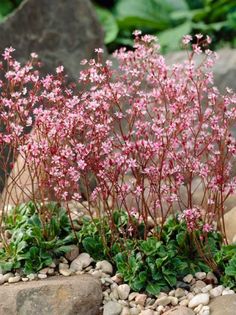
[0,275,103,315]
[0,0,104,80]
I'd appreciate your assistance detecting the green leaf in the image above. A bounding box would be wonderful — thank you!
[140,238,161,256]
[162,270,177,287]
[156,257,167,268]
[146,282,162,295]
[131,278,145,291]
[225,257,236,277]
[82,236,105,260]
[114,0,172,30]
[176,231,187,247]
[158,21,192,52]
[95,5,119,44]
[0,0,14,17]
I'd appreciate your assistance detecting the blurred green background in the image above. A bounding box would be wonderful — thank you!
[1,0,236,53]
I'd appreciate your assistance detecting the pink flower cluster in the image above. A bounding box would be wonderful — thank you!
[0,34,236,237]
[180,207,214,233]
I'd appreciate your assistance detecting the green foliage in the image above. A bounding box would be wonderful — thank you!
[94,0,236,52]
[113,217,220,295]
[0,203,235,293]
[95,5,119,44]
[0,0,22,21]
[76,212,228,295]
[215,244,236,289]
[0,202,77,274]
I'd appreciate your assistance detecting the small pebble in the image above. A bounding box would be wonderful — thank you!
[59,269,72,277]
[8,276,21,283]
[38,273,47,279]
[117,284,131,300]
[21,277,29,282]
[199,305,210,315]
[183,274,193,283]
[195,272,206,280]
[188,293,209,308]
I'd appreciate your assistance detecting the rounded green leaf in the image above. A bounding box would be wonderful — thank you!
[95,6,119,44]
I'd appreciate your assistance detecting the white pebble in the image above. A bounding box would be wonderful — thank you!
[96,260,113,275]
[209,285,224,297]
[188,293,209,308]
[38,273,47,279]
[183,274,193,283]
[8,276,21,283]
[199,305,210,315]
[195,272,206,280]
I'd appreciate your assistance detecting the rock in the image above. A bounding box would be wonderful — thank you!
[39,268,49,275]
[27,273,37,281]
[183,274,193,283]
[155,296,171,306]
[21,278,29,282]
[96,260,113,275]
[103,301,122,315]
[224,207,236,243]
[222,289,235,295]
[37,274,47,279]
[91,270,103,278]
[58,263,69,271]
[130,308,140,315]
[201,284,213,293]
[199,305,210,315]
[117,284,131,300]
[209,285,224,297]
[135,294,147,306]
[129,292,139,301]
[0,275,102,315]
[195,280,207,289]
[70,253,93,272]
[111,274,123,284]
[206,272,218,284]
[169,297,178,306]
[140,310,154,315]
[65,245,79,262]
[195,272,206,280]
[162,306,195,315]
[209,294,236,315]
[0,0,104,81]
[194,304,204,313]
[59,269,72,277]
[188,293,210,308]
[49,262,56,268]
[179,299,189,307]
[3,272,14,282]
[8,276,21,283]
[47,268,55,276]
[174,288,185,298]
[0,274,5,285]
[121,307,131,315]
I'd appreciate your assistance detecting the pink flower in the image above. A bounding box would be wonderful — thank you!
[203,223,213,233]
[56,65,64,74]
[182,35,192,45]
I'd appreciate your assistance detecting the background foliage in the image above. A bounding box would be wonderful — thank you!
[1,0,235,53]
[93,0,236,52]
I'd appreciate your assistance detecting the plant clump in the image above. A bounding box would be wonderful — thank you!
[0,33,235,293]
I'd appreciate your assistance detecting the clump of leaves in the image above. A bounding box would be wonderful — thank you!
[215,244,236,290]
[76,212,226,295]
[114,217,223,295]
[0,202,77,274]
